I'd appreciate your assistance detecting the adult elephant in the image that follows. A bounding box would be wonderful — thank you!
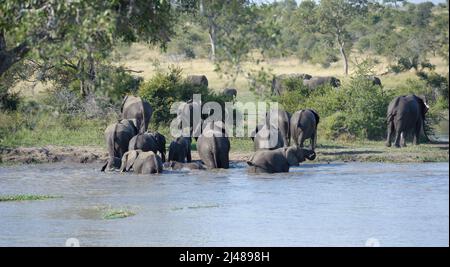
[247,146,316,173]
[197,121,230,169]
[168,136,192,163]
[186,75,208,87]
[266,109,291,147]
[272,73,312,95]
[176,99,203,137]
[290,109,320,151]
[128,132,166,162]
[223,88,237,98]
[386,95,429,148]
[253,125,285,151]
[121,95,153,134]
[101,119,138,171]
[120,150,163,174]
[302,76,341,90]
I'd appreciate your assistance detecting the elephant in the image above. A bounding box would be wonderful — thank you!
[223,88,237,98]
[302,76,341,90]
[253,125,285,151]
[367,76,382,87]
[272,73,312,95]
[385,95,429,148]
[186,75,208,87]
[290,109,320,151]
[168,136,192,163]
[101,119,138,171]
[163,160,206,171]
[266,109,291,147]
[197,121,230,169]
[247,146,316,173]
[128,132,166,162]
[120,150,163,174]
[176,99,203,137]
[121,95,153,133]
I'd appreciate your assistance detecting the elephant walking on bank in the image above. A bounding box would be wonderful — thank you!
[197,121,230,169]
[102,119,138,171]
[120,150,163,174]
[128,132,166,162]
[386,95,429,148]
[168,137,192,163]
[247,146,316,173]
[290,109,320,151]
[302,76,341,90]
[121,95,153,133]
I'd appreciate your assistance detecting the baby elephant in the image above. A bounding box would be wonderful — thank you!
[120,150,163,174]
[168,137,192,163]
[247,146,316,173]
[163,161,206,171]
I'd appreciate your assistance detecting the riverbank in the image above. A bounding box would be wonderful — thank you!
[1,140,448,165]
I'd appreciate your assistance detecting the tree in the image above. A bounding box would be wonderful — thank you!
[0,0,184,97]
[317,0,368,75]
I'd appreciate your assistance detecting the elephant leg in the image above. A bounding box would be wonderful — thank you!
[400,132,407,147]
[385,121,394,147]
[413,121,421,145]
[297,132,305,148]
[187,146,192,163]
[394,130,401,148]
[311,132,317,151]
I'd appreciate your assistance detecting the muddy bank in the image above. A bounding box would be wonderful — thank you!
[0,142,448,165]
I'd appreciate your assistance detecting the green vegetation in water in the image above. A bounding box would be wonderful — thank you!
[0,194,62,202]
[103,209,136,220]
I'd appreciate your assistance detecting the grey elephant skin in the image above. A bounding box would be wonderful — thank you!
[163,161,206,171]
[266,109,291,147]
[272,73,312,95]
[128,132,166,162]
[386,94,429,148]
[247,146,316,173]
[290,109,320,150]
[176,100,203,137]
[367,76,382,86]
[186,75,208,87]
[168,136,192,163]
[302,76,341,90]
[121,95,153,133]
[102,119,138,171]
[222,88,237,98]
[120,150,163,174]
[197,121,230,169]
[253,125,285,151]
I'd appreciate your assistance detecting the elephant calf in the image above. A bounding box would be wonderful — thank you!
[120,150,163,174]
[163,161,206,171]
[168,137,192,163]
[247,146,316,174]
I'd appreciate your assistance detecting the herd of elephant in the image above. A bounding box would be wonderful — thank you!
[100,74,429,175]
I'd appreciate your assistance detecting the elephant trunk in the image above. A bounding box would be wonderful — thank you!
[305,151,316,161]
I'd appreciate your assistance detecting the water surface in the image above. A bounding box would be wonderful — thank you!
[0,162,448,247]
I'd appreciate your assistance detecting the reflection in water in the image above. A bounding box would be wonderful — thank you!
[0,162,448,247]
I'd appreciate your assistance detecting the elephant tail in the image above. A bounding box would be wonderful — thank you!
[153,153,161,174]
[140,98,147,134]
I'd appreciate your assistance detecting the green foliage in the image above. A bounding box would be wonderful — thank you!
[138,66,232,126]
[0,195,62,202]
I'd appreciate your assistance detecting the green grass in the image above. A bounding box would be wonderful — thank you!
[0,194,62,202]
[102,209,136,220]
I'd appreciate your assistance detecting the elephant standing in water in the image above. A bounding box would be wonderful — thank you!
[128,132,166,162]
[386,95,429,148]
[120,150,163,174]
[197,121,230,169]
[121,95,153,133]
[247,146,316,173]
[252,125,285,151]
[266,109,291,147]
[290,109,320,151]
[168,136,192,163]
[101,119,138,171]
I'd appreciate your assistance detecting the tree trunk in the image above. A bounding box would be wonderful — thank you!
[0,31,30,77]
[338,38,349,76]
[208,24,216,61]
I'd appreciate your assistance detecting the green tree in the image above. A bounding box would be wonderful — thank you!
[317,0,369,75]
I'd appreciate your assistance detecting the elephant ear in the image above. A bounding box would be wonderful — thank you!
[121,150,139,172]
[285,146,299,166]
[309,109,320,125]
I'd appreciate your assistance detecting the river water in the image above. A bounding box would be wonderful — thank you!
[0,162,448,247]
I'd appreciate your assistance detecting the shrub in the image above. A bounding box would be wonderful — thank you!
[138,66,232,126]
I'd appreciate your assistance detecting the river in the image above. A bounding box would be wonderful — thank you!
[0,162,448,247]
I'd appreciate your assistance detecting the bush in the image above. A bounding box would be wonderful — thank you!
[138,66,232,126]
